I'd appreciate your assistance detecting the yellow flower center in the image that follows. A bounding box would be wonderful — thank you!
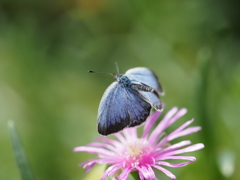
[127,145,143,157]
[122,139,152,168]
[123,139,149,161]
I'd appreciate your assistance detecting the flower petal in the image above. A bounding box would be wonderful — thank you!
[137,168,145,180]
[83,159,107,168]
[168,126,202,141]
[155,140,192,157]
[114,133,126,143]
[101,164,122,180]
[156,161,193,167]
[116,167,132,180]
[152,165,176,180]
[168,119,194,135]
[151,108,188,146]
[87,142,117,152]
[149,107,178,144]
[159,155,196,161]
[96,137,123,148]
[142,111,161,138]
[82,159,110,173]
[167,108,187,127]
[158,140,191,151]
[163,143,205,156]
[74,146,113,156]
[78,157,98,167]
[83,161,96,173]
[147,165,156,180]
[137,166,155,180]
[123,127,138,139]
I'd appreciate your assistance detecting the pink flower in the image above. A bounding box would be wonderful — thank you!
[74,107,204,180]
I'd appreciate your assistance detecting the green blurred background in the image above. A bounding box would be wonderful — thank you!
[0,0,239,179]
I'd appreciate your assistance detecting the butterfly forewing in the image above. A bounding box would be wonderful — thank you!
[124,86,152,127]
[98,82,151,135]
[125,67,164,95]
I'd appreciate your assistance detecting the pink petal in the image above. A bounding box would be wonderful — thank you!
[114,133,126,143]
[155,140,192,157]
[101,164,122,180]
[116,167,132,180]
[87,142,117,152]
[142,111,161,138]
[137,166,154,180]
[166,140,191,149]
[107,165,122,176]
[167,108,187,127]
[74,146,113,156]
[96,137,122,148]
[163,143,205,156]
[168,126,202,141]
[149,107,178,144]
[83,161,96,173]
[156,161,192,167]
[158,140,191,151]
[92,157,121,164]
[164,107,179,120]
[122,127,138,139]
[147,165,156,180]
[137,168,145,180]
[136,166,147,180]
[78,157,98,167]
[152,165,176,180]
[82,159,108,173]
[83,159,107,168]
[159,155,196,161]
[168,119,194,136]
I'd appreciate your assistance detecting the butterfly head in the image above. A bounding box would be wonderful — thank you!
[88,69,131,86]
[116,75,132,86]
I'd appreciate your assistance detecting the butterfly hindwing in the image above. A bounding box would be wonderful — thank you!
[98,82,151,135]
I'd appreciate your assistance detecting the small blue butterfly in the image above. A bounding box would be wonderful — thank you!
[88,67,164,136]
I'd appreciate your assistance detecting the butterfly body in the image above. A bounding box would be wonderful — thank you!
[96,67,164,136]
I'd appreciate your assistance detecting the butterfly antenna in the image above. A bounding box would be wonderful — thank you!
[88,70,115,77]
[115,62,120,74]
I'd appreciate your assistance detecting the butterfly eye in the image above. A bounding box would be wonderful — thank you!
[120,76,131,85]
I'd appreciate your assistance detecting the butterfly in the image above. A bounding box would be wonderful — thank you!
[89,67,164,136]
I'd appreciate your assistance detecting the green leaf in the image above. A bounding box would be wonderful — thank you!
[8,120,35,180]
[130,170,141,180]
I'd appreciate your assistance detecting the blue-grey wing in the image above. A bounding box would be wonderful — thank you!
[98,82,151,136]
[125,67,163,111]
[125,67,164,95]
[140,91,163,110]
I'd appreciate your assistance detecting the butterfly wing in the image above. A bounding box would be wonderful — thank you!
[125,67,164,110]
[98,81,151,136]
[140,91,163,110]
[125,67,164,95]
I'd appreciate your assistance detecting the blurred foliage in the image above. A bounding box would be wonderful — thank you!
[0,0,240,179]
[8,120,35,180]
